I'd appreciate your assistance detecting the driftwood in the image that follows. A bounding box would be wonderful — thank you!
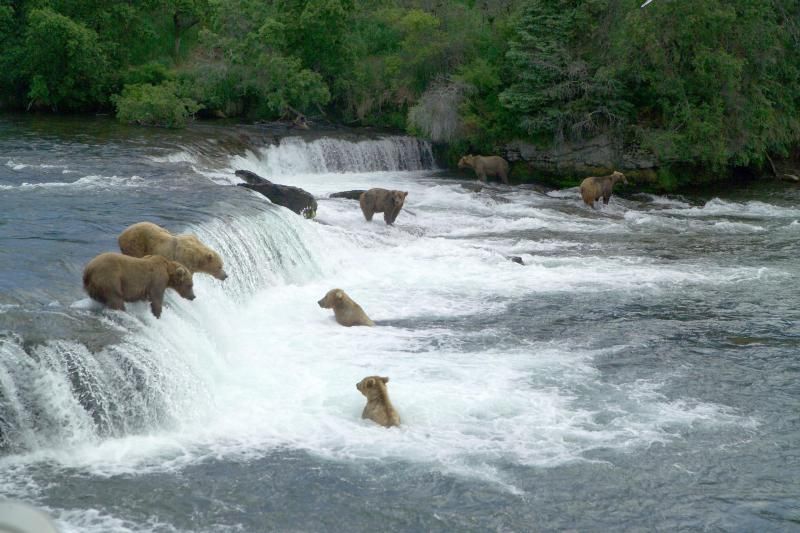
[235,170,318,218]
[329,190,367,200]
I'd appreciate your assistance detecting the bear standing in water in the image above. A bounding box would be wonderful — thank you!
[118,221,227,280]
[83,252,195,318]
[579,171,628,208]
[458,154,510,184]
[359,188,408,225]
[356,376,400,428]
[317,289,374,327]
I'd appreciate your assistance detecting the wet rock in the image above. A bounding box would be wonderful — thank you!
[329,190,366,200]
[508,256,524,265]
[236,170,318,218]
[461,182,484,193]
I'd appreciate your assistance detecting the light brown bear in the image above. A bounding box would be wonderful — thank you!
[359,188,408,225]
[317,289,374,327]
[356,376,400,428]
[83,252,195,318]
[118,222,227,280]
[458,154,510,184]
[579,170,628,208]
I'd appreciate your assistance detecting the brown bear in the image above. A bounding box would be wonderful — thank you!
[579,170,628,208]
[118,222,227,280]
[356,376,400,428]
[458,155,510,184]
[83,252,195,318]
[317,289,374,327]
[359,188,408,225]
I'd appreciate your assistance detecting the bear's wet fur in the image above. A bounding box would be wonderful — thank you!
[317,288,374,327]
[579,171,628,208]
[118,222,227,280]
[359,188,408,225]
[458,155,510,184]
[356,376,400,428]
[83,252,195,318]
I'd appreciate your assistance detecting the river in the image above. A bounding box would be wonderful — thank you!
[0,115,798,532]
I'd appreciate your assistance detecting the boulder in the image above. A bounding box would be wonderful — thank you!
[236,170,317,218]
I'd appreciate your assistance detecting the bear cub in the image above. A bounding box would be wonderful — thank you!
[83,252,195,318]
[356,376,400,428]
[359,188,408,225]
[317,288,374,327]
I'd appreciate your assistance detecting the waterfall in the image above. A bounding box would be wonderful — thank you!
[0,207,326,455]
[229,135,436,178]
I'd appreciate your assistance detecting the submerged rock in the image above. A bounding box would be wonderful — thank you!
[508,256,525,265]
[235,169,318,218]
[329,190,366,200]
[460,182,484,193]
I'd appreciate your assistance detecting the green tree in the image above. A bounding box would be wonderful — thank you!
[500,0,628,143]
[617,0,800,169]
[23,8,110,111]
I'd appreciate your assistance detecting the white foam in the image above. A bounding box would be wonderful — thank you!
[662,198,800,218]
[148,150,199,165]
[1,175,145,191]
[5,160,28,171]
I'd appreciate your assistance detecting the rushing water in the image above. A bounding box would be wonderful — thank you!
[0,115,798,532]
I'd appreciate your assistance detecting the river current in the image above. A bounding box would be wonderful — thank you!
[0,116,798,532]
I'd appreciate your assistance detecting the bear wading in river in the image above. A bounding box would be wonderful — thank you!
[83,252,195,318]
[579,171,628,209]
[359,188,408,225]
[356,376,400,428]
[118,221,227,280]
[458,155,510,184]
[317,288,374,327]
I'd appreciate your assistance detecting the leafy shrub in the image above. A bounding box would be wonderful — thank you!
[112,82,200,128]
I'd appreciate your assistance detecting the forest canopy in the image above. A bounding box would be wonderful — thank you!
[1,0,798,182]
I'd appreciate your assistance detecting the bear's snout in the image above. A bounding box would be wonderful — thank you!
[217,270,228,281]
[318,299,325,307]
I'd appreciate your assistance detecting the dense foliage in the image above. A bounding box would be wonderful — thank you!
[1,0,798,186]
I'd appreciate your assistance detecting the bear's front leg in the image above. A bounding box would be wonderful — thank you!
[149,294,164,318]
[105,295,126,311]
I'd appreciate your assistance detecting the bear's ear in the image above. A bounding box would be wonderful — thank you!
[175,266,189,281]
[335,290,343,300]
[402,191,408,198]
[205,252,214,263]
[380,376,389,384]
[365,378,375,388]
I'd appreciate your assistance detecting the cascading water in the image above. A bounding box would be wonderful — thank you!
[0,118,798,532]
[0,132,436,457]
[229,135,436,177]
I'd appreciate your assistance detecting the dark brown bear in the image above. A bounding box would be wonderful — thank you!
[83,252,195,318]
[359,188,408,225]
